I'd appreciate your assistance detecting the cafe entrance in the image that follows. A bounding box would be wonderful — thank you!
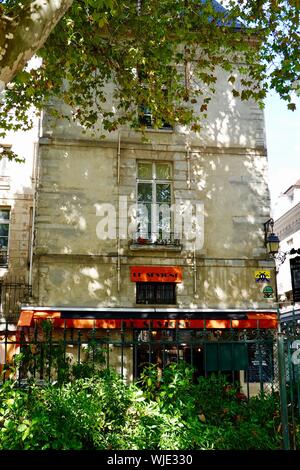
[133,328,241,383]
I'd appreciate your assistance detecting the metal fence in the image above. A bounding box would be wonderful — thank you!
[3,314,300,448]
[278,319,300,450]
[0,319,278,397]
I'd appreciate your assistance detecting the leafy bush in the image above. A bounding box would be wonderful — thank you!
[138,362,283,450]
[0,361,289,450]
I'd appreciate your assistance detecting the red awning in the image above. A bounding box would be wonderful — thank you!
[17,310,278,329]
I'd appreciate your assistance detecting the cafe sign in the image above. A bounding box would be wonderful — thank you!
[130,266,183,283]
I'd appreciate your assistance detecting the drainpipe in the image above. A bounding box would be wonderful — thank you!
[193,244,197,294]
[186,143,191,190]
[28,115,41,288]
[117,238,121,293]
[117,131,121,185]
[117,131,121,292]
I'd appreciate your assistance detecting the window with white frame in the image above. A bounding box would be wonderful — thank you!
[137,66,172,130]
[138,99,172,130]
[0,208,10,266]
[136,161,173,243]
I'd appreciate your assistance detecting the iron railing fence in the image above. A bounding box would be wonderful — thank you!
[0,320,279,398]
[277,321,300,449]
[4,319,300,448]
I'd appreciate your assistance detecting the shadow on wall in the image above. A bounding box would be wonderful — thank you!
[0,180,34,321]
[32,71,271,309]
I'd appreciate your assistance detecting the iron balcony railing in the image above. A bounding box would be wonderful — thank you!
[131,231,181,247]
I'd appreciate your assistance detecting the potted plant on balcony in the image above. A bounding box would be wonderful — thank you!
[137,236,150,245]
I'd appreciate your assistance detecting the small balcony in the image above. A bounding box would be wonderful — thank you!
[129,232,182,252]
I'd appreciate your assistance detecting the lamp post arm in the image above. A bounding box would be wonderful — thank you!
[274,248,300,271]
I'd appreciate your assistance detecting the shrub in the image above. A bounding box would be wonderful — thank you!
[0,362,286,450]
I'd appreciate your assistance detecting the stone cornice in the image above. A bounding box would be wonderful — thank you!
[39,137,267,156]
[275,202,300,241]
[33,252,274,268]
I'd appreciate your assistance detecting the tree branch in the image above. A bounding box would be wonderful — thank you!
[0,0,73,91]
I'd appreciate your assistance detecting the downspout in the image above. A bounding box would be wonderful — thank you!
[28,115,41,288]
[186,142,191,189]
[117,238,121,293]
[117,131,121,292]
[117,131,121,185]
[193,244,197,294]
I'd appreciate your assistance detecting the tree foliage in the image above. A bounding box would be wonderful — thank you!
[0,0,74,90]
[0,0,299,146]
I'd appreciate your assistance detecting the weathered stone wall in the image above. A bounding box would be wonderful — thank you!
[0,122,38,282]
[33,147,275,308]
[42,68,266,151]
[32,68,275,309]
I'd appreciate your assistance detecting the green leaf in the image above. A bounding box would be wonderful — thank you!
[17,423,28,433]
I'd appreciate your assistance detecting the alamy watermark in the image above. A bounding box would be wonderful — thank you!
[95,196,204,249]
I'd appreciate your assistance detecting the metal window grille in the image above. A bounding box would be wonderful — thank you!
[0,282,32,321]
[136,282,176,304]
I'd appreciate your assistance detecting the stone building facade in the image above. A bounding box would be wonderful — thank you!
[18,67,277,389]
[274,180,300,324]
[0,121,38,320]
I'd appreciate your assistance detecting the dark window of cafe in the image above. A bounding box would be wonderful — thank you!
[246,342,274,383]
[136,282,176,305]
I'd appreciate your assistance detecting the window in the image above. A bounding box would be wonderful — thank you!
[136,282,176,304]
[138,103,172,130]
[246,342,273,383]
[290,257,300,302]
[0,208,10,266]
[137,68,172,130]
[136,161,173,242]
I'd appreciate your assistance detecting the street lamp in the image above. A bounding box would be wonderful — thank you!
[263,218,289,449]
[264,218,280,257]
[264,219,300,449]
[264,218,300,268]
